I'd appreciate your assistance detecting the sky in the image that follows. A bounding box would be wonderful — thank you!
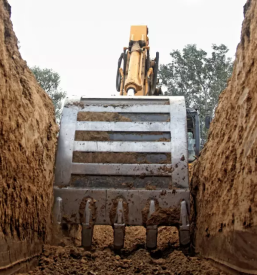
[8,0,246,97]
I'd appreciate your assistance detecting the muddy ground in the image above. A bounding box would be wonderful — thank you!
[21,226,224,275]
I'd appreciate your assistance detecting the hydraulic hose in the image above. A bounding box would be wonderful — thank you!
[116,53,123,92]
[121,49,127,95]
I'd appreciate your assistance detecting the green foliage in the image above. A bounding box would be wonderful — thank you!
[159,44,233,139]
[30,66,66,122]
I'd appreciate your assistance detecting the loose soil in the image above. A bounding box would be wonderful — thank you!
[77,112,131,122]
[20,226,224,275]
[75,131,110,141]
[75,131,171,142]
[146,208,181,227]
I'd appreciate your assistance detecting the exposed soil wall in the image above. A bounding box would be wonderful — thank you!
[191,0,257,273]
[0,0,58,273]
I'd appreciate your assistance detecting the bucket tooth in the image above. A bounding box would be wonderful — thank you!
[146,225,158,250]
[82,198,94,250]
[179,199,190,246]
[146,200,158,250]
[113,223,125,250]
[53,197,62,224]
[113,198,125,250]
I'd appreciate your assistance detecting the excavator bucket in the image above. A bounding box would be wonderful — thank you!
[54,96,190,249]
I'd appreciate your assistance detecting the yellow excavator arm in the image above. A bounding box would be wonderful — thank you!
[116,25,161,96]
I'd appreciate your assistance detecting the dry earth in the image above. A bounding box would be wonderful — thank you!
[20,226,224,275]
[1,0,257,274]
[191,0,257,273]
[0,0,58,273]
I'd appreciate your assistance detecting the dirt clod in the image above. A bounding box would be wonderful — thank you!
[77,112,131,122]
[147,208,181,227]
[23,226,224,275]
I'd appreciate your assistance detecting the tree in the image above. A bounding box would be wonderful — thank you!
[30,66,66,122]
[159,44,233,139]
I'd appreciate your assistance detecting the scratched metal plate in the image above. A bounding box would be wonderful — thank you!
[54,96,189,225]
[54,187,189,225]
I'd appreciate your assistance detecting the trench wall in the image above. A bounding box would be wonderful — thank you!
[191,0,257,273]
[0,0,58,273]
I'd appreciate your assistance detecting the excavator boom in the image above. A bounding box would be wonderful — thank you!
[117,25,160,96]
